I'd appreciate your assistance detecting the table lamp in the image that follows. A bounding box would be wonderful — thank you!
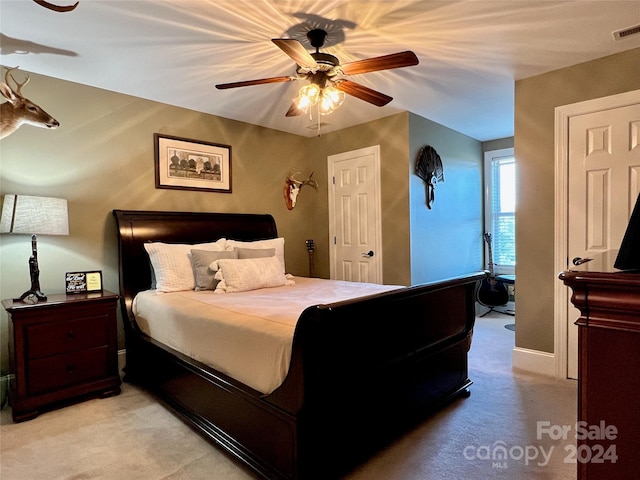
[0,194,69,302]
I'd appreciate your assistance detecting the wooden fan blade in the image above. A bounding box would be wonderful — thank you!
[285,102,306,117]
[33,0,79,12]
[335,80,392,107]
[215,76,295,90]
[272,39,318,69]
[340,51,419,76]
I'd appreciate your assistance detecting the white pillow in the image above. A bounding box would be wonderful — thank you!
[144,239,227,292]
[213,256,293,293]
[226,238,286,273]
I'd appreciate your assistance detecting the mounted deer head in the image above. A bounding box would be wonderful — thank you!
[284,171,318,210]
[0,67,60,140]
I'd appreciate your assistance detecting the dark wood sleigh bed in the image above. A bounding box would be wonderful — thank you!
[113,209,484,480]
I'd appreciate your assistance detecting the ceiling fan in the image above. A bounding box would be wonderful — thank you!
[215,29,419,117]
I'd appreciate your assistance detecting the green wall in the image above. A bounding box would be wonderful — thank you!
[305,113,413,286]
[514,47,640,354]
[4,47,636,381]
[303,112,484,286]
[0,71,483,377]
[0,73,312,374]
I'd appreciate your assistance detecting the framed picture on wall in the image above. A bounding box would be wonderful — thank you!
[154,133,232,192]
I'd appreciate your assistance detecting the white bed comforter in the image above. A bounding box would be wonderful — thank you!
[133,277,402,394]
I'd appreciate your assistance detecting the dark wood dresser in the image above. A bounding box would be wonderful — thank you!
[2,291,121,422]
[560,253,640,480]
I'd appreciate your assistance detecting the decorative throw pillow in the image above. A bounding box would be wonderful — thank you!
[144,239,227,292]
[190,249,238,291]
[213,256,293,293]
[226,238,286,273]
[235,247,275,259]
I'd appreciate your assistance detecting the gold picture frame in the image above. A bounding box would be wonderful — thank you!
[65,270,103,294]
[154,133,232,192]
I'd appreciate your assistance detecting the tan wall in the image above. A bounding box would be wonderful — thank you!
[0,73,417,374]
[0,73,313,371]
[483,137,514,152]
[514,47,640,353]
[6,46,630,377]
[305,113,412,285]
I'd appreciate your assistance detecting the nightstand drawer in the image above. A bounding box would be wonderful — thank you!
[3,291,121,421]
[27,346,109,394]
[26,314,109,359]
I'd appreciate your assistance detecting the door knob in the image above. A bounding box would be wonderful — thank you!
[361,250,374,258]
[572,257,593,266]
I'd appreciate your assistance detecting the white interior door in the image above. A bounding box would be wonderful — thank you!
[328,145,382,283]
[566,103,640,378]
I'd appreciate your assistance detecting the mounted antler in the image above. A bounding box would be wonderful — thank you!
[0,67,60,140]
[32,0,79,12]
[284,171,318,210]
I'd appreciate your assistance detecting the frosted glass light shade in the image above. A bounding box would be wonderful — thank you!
[296,84,320,110]
[319,85,345,115]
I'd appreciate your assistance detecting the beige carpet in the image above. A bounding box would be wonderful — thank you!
[0,312,577,480]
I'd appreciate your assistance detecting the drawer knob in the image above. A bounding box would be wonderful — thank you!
[67,364,76,373]
[66,330,75,340]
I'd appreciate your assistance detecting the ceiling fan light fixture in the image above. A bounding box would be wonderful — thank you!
[296,84,320,110]
[216,28,418,120]
[318,85,345,115]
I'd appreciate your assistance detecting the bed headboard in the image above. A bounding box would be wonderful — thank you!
[112,209,278,329]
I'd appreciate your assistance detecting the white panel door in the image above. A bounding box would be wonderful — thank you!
[567,103,640,378]
[328,146,382,283]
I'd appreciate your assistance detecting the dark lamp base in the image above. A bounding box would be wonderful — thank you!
[16,289,47,303]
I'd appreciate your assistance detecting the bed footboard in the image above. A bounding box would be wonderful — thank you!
[267,272,484,478]
[114,209,484,480]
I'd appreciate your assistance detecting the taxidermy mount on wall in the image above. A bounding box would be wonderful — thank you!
[0,67,59,140]
[416,145,445,209]
[284,172,318,210]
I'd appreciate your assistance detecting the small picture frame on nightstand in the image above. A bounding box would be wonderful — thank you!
[65,271,103,294]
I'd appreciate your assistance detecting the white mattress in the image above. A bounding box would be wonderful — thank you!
[133,276,402,394]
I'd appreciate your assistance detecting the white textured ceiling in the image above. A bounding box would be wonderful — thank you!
[1,0,639,141]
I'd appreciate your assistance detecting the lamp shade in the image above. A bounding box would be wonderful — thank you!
[0,195,69,236]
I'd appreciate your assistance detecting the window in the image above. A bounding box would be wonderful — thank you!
[484,148,515,275]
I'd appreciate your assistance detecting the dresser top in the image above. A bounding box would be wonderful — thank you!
[559,250,640,288]
[2,290,118,312]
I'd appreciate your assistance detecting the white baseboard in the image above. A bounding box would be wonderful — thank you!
[118,349,126,378]
[1,374,9,409]
[512,346,556,377]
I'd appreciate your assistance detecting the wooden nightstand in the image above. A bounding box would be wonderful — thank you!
[2,290,121,422]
